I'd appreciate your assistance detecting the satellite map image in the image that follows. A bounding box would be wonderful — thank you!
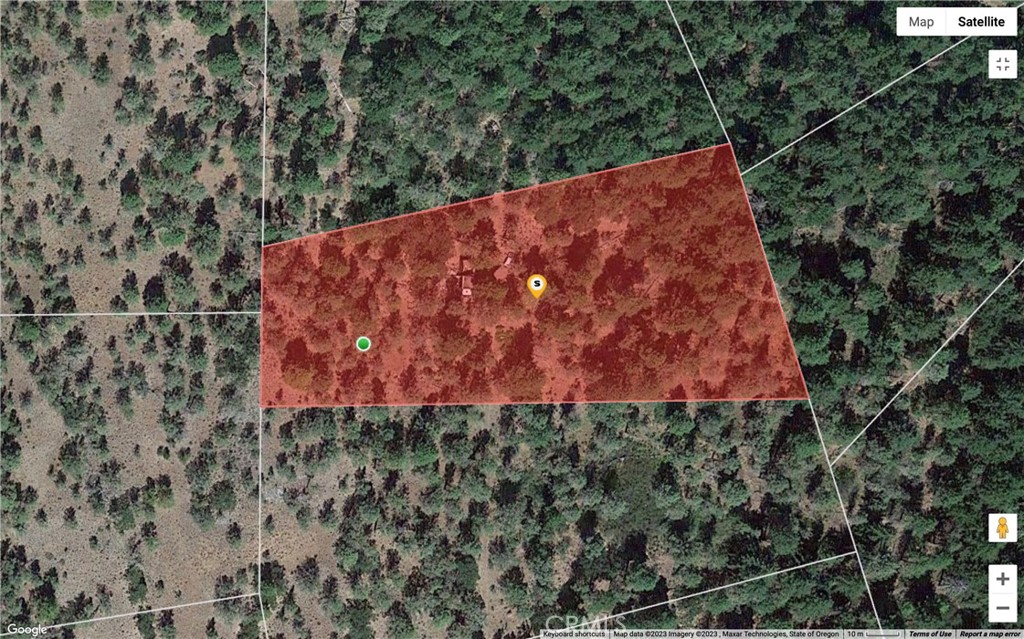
[0,1,1022,638]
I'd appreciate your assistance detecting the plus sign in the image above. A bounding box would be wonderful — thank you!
[997,572,1010,586]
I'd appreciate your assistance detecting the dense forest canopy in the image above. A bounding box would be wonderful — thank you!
[2,1,1021,636]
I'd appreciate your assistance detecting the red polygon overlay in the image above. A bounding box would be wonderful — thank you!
[260,144,807,407]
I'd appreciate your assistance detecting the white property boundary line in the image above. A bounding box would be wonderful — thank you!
[664,0,732,147]
[831,256,1024,466]
[739,35,972,176]
[330,78,355,114]
[526,552,857,637]
[0,593,258,637]
[808,400,883,630]
[727,146,884,629]
[0,3,1017,636]
[260,0,269,252]
[739,0,1024,175]
[258,2,271,638]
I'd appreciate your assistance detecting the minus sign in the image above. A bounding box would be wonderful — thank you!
[996,606,1011,610]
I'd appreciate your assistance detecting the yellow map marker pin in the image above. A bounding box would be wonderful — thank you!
[527,274,547,299]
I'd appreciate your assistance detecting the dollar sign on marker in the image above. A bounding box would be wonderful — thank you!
[527,275,547,299]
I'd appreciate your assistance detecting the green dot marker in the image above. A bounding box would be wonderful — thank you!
[355,336,372,352]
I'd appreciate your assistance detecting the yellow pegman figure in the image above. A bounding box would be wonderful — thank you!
[997,516,1009,540]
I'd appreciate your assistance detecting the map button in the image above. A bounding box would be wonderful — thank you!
[896,8,945,36]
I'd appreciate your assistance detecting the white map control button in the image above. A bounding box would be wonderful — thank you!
[989,564,1018,623]
[989,513,1018,542]
[988,50,1018,80]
